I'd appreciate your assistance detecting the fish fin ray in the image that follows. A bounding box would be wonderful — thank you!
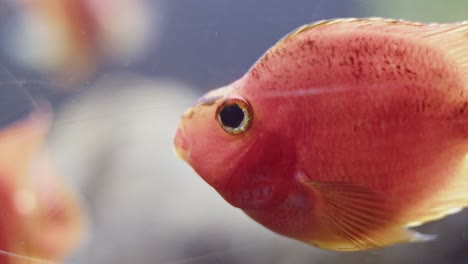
[279,18,424,43]
[279,18,433,44]
[306,181,432,251]
[419,22,468,83]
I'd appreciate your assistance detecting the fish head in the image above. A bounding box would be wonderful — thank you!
[174,80,296,210]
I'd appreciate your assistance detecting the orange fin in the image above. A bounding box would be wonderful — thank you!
[415,21,468,82]
[306,180,435,251]
[405,157,468,227]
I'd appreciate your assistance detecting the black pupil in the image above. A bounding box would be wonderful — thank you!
[220,104,245,128]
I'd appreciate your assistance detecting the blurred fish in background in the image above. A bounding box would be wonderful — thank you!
[0,112,83,264]
[2,0,158,88]
[0,0,466,264]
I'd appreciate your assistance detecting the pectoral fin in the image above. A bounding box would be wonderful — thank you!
[305,180,435,251]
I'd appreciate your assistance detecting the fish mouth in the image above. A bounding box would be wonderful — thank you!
[173,127,190,163]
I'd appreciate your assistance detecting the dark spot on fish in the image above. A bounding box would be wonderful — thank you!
[353,48,361,59]
[326,57,332,68]
[386,71,397,81]
[350,60,365,82]
[362,42,370,55]
[305,40,317,51]
[353,124,359,132]
[394,49,404,57]
[396,65,401,70]
[251,68,260,80]
[308,58,319,66]
[273,73,283,79]
[352,71,360,80]
[404,68,417,76]
[459,101,468,115]
[357,61,363,73]
[349,56,355,65]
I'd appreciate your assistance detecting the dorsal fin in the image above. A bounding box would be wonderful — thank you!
[279,18,425,43]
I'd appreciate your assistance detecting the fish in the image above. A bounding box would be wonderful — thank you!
[0,112,84,263]
[4,0,97,86]
[173,18,468,251]
[4,0,153,87]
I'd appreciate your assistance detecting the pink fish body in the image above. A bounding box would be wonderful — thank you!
[174,18,468,251]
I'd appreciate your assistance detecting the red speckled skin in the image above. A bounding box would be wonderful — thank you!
[174,19,468,249]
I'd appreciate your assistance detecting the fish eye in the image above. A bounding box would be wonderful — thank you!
[216,97,252,134]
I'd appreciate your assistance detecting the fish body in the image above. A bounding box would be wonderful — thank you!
[0,113,84,262]
[5,0,152,87]
[174,18,468,251]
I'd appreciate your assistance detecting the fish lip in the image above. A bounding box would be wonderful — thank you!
[173,144,189,162]
[173,127,190,163]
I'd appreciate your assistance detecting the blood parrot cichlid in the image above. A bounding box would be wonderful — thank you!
[173,18,468,251]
